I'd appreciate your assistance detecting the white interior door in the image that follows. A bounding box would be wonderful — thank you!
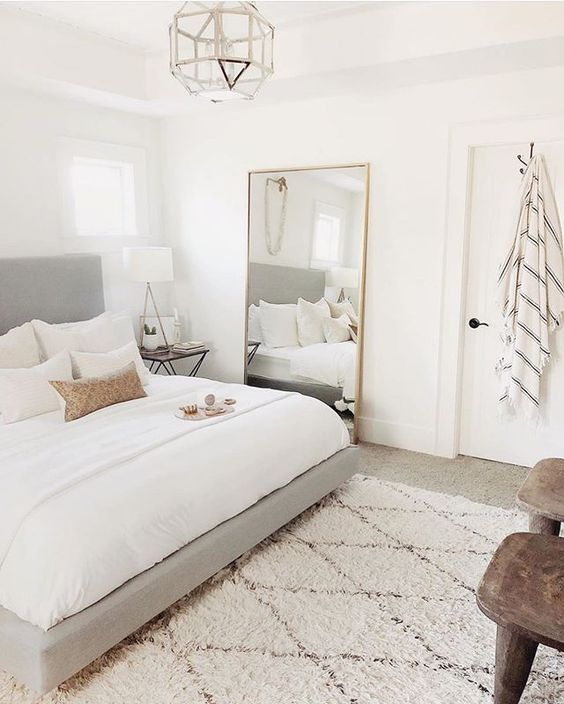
[460,142,564,467]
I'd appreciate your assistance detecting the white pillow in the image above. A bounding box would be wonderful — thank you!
[32,313,117,359]
[0,322,41,369]
[259,301,299,348]
[326,299,358,325]
[111,312,137,347]
[248,304,263,343]
[323,314,352,344]
[71,341,150,385]
[0,351,73,423]
[296,298,331,347]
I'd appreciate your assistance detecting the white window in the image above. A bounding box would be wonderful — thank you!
[71,157,136,237]
[59,139,149,250]
[310,202,344,269]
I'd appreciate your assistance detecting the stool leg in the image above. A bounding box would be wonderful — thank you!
[494,625,538,704]
[529,514,560,535]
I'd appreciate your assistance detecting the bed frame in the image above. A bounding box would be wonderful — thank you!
[0,255,358,694]
[247,262,345,405]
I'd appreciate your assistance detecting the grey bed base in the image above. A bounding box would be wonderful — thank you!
[0,447,357,695]
[247,373,343,406]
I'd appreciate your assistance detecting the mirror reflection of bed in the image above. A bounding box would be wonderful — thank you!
[246,165,368,443]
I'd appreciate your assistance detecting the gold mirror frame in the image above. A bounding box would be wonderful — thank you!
[244,163,370,444]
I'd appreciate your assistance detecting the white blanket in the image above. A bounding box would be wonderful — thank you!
[497,154,564,418]
[0,376,349,630]
[291,342,357,399]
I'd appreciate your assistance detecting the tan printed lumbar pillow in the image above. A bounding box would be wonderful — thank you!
[50,362,146,422]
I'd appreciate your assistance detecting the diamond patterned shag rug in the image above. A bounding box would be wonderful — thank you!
[2,476,563,704]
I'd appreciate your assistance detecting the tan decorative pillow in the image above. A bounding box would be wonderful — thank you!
[50,362,146,422]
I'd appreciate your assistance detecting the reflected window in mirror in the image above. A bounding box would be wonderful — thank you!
[311,202,344,270]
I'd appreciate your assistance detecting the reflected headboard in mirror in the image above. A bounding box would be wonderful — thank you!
[248,263,325,306]
[0,255,105,335]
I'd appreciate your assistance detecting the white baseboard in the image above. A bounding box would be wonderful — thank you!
[358,416,436,455]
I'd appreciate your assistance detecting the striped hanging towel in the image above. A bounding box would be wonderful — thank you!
[497,154,564,419]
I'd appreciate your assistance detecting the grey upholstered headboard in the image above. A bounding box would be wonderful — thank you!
[249,262,325,305]
[0,255,105,335]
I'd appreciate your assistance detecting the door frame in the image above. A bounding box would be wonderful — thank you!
[435,114,564,458]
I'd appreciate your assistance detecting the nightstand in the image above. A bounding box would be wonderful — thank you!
[140,347,209,376]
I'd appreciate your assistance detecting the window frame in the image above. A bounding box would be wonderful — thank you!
[310,200,346,270]
[59,138,150,252]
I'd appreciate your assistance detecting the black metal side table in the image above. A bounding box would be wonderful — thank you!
[140,347,209,376]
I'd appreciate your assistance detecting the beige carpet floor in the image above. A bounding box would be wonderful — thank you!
[358,444,528,510]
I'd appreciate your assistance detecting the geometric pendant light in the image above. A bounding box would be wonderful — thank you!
[170,2,274,102]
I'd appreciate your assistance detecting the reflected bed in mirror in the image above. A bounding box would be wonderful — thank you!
[245,164,369,443]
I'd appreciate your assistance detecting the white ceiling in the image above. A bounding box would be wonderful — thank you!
[7,1,371,53]
[304,167,366,193]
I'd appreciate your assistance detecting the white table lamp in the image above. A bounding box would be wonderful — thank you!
[123,247,174,349]
[325,267,359,302]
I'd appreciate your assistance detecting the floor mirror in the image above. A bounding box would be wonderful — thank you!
[245,164,370,443]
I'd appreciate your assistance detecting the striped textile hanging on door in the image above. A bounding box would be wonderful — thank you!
[497,154,564,419]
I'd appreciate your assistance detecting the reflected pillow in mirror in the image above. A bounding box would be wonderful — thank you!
[323,314,352,344]
[326,299,358,325]
[297,298,330,347]
[248,304,263,343]
[258,301,299,348]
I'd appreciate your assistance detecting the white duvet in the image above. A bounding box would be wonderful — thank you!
[0,375,349,630]
[256,341,357,398]
[291,341,356,399]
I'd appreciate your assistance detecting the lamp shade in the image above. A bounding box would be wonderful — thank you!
[325,267,359,289]
[123,247,174,283]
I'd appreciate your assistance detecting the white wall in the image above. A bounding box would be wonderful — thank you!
[0,87,167,322]
[161,64,564,451]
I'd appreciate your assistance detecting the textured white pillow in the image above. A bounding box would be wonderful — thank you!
[71,341,150,385]
[247,304,263,343]
[0,351,73,423]
[296,298,331,347]
[32,313,117,359]
[326,299,358,325]
[323,314,352,344]
[0,322,41,369]
[259,301,299,348]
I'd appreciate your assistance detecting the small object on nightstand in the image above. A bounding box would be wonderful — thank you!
[173,341,205,352]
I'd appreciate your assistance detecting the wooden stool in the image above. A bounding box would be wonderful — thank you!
[477,533,564,704]
[517,458,564,535]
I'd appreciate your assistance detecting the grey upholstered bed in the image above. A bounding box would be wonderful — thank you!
[246,262,344,406]
[0,255,357,694]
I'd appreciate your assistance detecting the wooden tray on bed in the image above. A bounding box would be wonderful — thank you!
[175,405,235,421]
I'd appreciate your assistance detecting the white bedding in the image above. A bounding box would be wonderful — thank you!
[0,375,349,630]
[253,342,356,398]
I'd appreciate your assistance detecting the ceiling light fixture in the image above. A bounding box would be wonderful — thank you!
[170,2,274,103]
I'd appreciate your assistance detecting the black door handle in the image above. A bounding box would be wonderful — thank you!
[468,317,489,329]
